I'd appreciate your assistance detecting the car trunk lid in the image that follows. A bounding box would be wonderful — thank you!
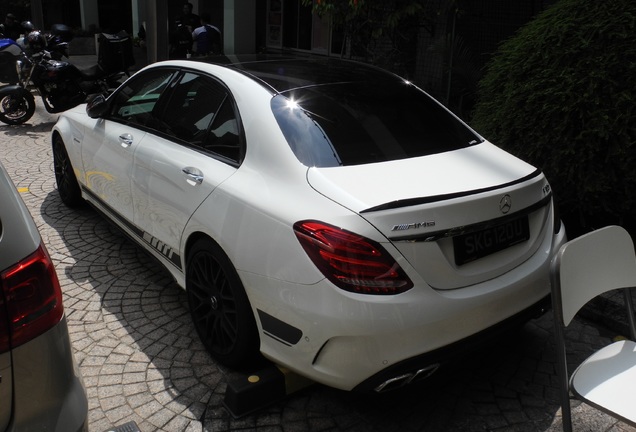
[306,143,553,289]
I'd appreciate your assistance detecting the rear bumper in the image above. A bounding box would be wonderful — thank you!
[8,316,88,432]
[244,223,566,391]
[352,295,550,392]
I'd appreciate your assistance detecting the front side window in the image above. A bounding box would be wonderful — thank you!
[272,80,483,167]
[109,68,175,128]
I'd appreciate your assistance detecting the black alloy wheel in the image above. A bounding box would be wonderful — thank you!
[52,135,83,207]
[186,238,260,368]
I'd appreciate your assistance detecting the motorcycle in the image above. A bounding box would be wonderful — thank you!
[0,27,131,125]
[17,22,74,60]
[0,37,34,124]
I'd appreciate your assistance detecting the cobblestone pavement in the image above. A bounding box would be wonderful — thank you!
[2,98,636,432]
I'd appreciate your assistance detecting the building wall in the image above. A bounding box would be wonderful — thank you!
[27,0,557,115]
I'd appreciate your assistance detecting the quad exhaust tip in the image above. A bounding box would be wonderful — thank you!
[374,363,440,392]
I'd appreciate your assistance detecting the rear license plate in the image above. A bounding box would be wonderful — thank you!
[453,216,530,265]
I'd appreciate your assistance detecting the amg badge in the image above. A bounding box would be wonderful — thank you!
[392,221,436,231]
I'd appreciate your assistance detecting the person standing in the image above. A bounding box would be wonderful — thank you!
[169,20,193,59]
[179,2,200,33]
[0,13,23,40]
[191,13,222,56]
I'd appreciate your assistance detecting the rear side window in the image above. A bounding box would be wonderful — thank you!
[204,99,241,161]
[272,81,482,167]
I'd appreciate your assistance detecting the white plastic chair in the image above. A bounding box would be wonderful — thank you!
[551,225,636,431]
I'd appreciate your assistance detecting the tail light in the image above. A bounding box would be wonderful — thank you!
[294,220,413,295]
[0,243,64,353]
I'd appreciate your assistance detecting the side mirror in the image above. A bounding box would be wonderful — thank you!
[86,94,109,119]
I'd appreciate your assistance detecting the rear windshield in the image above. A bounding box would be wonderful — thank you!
[271,81,482,167]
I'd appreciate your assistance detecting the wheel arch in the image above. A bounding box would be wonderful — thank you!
[51,129,84,208]
[182,230,244,289]
[184,231,218,268]
[51,129,63,154]
[51,126,79,177]
[51,128,62,143]
[183,230,263,367]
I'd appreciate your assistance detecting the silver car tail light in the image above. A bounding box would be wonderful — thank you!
[0,243,64,353]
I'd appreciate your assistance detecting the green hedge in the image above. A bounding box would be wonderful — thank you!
[471,0,636,237]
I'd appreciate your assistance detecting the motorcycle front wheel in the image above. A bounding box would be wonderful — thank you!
[0,88,36,125]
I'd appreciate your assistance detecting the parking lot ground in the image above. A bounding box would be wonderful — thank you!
[2,92,636,432]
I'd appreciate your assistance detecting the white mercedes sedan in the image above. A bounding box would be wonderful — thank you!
[52,55,566,392]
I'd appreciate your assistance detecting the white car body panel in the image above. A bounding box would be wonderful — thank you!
[186,168,362,286]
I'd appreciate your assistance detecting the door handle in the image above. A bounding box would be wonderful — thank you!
[182,167,204,185]
[119,133,133,148]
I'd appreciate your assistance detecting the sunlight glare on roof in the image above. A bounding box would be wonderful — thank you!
[286,99,299,110]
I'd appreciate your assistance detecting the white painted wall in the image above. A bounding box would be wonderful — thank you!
[79,0,100,30]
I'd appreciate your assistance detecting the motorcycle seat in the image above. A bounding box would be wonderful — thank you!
[78,63,106,80]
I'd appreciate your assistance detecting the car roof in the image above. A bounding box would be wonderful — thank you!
[198,55,402,93]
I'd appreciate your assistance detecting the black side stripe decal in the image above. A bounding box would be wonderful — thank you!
[81,186,183,270]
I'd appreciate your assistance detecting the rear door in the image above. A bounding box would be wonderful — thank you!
[131,71,242,268]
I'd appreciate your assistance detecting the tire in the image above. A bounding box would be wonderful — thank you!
[186,237,261,368]
[52,135,83,207]
[0,89,35,125]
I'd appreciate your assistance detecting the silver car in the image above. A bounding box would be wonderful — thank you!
[0,161,88,432]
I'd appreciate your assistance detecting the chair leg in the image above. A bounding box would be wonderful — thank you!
[552,300,573,432]
[554,339,573,432]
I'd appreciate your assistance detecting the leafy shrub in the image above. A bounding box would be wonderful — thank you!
[471,0,636,237]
